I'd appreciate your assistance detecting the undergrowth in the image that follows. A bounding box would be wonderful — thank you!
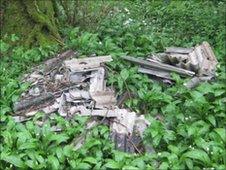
[0,1,225,169]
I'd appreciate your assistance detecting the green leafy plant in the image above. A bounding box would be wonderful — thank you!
[1,0,225,169]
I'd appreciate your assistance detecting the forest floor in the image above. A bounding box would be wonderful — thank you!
[0,1,225,169]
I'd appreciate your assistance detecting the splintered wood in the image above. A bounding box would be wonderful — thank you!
[13,51,150,153]
[123,41,218,88]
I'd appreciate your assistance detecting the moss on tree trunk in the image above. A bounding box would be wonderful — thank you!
[1,0,62,47]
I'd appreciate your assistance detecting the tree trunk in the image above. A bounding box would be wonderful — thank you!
[1,0,62,47]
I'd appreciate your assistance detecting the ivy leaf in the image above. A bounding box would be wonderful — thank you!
[183,149,210,165]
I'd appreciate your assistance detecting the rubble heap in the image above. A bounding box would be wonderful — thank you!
[122,41,218,88]
[13,50,149,153]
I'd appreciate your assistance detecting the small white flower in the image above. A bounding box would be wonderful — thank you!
[206,147,209,151]
[210,151,213,154]
[158,152,161,156]
[185,117,189,120]
[99,41,102,45]
[189,145,192,148]
[123,18,133,26]
[124,8,129,13]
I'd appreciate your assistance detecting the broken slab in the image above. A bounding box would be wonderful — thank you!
[72,106,120,118]
[14,51,150,154]
[124,41,218,89]
[122,56,195,77]
[138,67,172,80]
[89,67,106,92]
[64,55,112,72]
[184,76,214,89]
[111,110,136,134]
[13,92,54,112]
[194,42,218,76]
[44,50,76,74]
[165,47,194,54]
[90,90,117,109]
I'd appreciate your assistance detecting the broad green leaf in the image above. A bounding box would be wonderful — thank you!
[168,145,180,155]
[207,115,216,127]
[83,157,98,164]
[48,155,59,170]
[2,155,25,168]
[120,69,129,80]
[131,158,146,169]
[214,128,226,143]
[18,142,36,150]
[25,160,35,169]
[183,149,210,165]
[48,134,69,144]
[104,160,121,169]
[194,138,209,151]
[63,145,73,157]
[159,162,169,170]
[56,147,64,162]
[122,165,139,170]
[77,163,91,169]
[118,77,124,90]
[185,158,193,170]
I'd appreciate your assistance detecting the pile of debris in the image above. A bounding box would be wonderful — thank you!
[122,42,218,88]
[12,41,218,153]
[13,50,149,153]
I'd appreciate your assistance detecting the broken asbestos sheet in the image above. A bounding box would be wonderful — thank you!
[13,51,150,153]
[122,42,218,88]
